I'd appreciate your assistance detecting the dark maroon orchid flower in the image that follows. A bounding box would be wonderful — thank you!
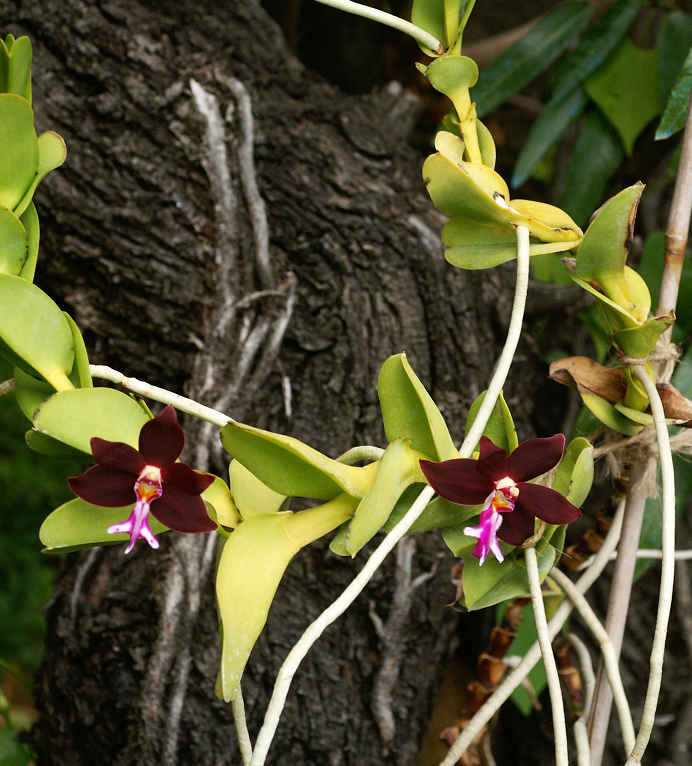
[420,435,580,565]
[69,405,216,553]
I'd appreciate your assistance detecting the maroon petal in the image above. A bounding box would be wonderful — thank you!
[150,485,217,533]
[139,405,185,467]
[515,482,581,525]
[476,436,509,481]
[91,438,145,475]
[162,463,215,495]
[420,459,494,505]
[508,435,565,482]
[496,506,536,546]
[68,465,136,508]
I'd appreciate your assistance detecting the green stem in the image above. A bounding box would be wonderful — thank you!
[313,0,444,53]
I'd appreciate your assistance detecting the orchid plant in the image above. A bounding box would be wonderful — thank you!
[0,1,690,763]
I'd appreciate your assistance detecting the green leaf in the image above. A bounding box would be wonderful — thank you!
[561,108,625,229]
[0,35,32,101]
[0,94,38,211]
[443,218,577,269]
[411,0,452,53]
[39,497,168,554]
[575,184,643,311]
[229,459,286,520]
[477,119,496,169]
[377,353,457,461]
[425,55,478,103]
[346,439,427,556]
[656,45,692,140]
[0,728,32,766]
[581,392,642,436]
[0,205,28,276]
[32,387,151,455]
[512,87,589,188]
[17,202,38,282]
[464,390,518,455]
[220,420,374,500]
[472,2,593,118]
[551,0,645,103]
[611,314,673,359]
[13,131,67,218]
[382,484,482,535]
[585,39,662,155]
[658,10,692,105]
[63,313,93,389]
[462,537,557,611]
[216,498,356,701]
[0,274,75,390]
[13,366,54,420]
[202,475,241,529]
[552,437,593,508]
[25,429,95,461]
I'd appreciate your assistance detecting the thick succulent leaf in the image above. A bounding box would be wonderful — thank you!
[462,537,558,610]
[217,498,357,701]
[202,474,240,529]
[472,2,592,118]
[17,201,38,281]
[229,459,286,520]
[611,314,674,358]
[477,119,496,169]
[423,147,510,226]
[13,366,55,420]
[346,439,428,556]
[0,94,38,211]
[465,390,518,455]
[552,437,593,508]
[40,497,169,554]
[26,429,95,461]
[563,264,639,331]
[381,483,482,535]
[0,274,74,390]
[512,86,588,188]
[561,108,625,229]
[0,205,28,275]
[63,312,93,389]
[13,130,67,218]
[550,0,644,103]
[0,35,32,100]
[585,39,661,156]
[425,55,478,104]
[656,45,692,140]
[377,353,457,461]
[32,387,151,455]
[576,184,643,312]
[581,392,642,436]
[220,420,374,500]
[613,402,654,425]
[411,0,461,54]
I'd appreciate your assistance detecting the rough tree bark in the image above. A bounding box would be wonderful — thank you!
[0,0,580,764]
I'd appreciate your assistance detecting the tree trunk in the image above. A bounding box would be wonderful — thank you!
[0,0,574,763]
